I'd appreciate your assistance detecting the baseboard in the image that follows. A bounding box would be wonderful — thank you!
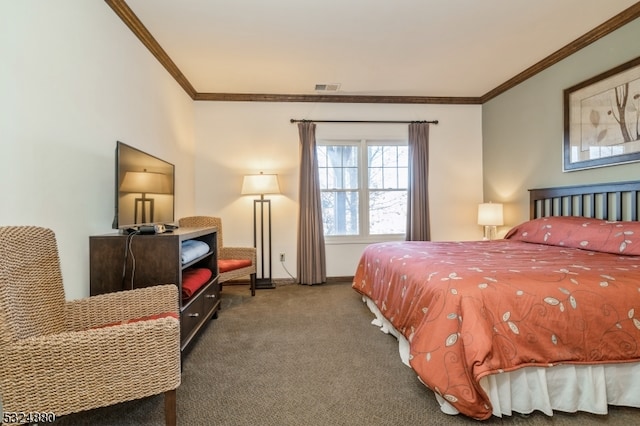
[223,276,354,285]
[326,276,354,283]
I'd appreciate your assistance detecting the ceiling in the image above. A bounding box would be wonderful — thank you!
[111,0,640,103]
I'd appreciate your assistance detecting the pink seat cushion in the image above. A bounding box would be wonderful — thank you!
[92,312,179,329]
[218,258,252,273]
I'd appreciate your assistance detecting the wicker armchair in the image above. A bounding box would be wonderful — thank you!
[178,216,256,296]
[0,226,181,426]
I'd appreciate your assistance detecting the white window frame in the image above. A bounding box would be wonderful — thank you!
[318,138,407,244]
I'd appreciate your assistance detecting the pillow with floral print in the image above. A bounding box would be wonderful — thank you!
[505,216,640,255]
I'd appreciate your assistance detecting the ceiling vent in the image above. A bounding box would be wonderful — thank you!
[315,83,341,92]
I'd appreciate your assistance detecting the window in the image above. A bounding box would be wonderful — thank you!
[317,139,408,240]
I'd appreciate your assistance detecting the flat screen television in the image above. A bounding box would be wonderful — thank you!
[112,141,175,230]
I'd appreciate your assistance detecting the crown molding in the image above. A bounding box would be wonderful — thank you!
[106,0,640,105]
[481,2,640,102]
[194,92,481,104]
[105,0,197,99]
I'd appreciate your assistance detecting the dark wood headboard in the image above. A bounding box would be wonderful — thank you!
[529,181,640,221]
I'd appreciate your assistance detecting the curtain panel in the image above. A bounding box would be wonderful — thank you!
[406,122,431,241]
[297,122,327,285]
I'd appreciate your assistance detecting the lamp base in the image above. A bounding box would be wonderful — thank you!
[255,278,276,290]
[483,225,497,241]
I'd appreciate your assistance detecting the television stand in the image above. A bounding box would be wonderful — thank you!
[89,226,220,353]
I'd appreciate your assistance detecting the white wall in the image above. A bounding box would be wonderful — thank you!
[1,2,484,291]
[482,18,640,231]
[1,1,196,299]
[193,102,483,278]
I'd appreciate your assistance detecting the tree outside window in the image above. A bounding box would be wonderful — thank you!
[318,140,407,239]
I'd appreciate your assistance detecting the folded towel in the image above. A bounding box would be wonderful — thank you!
[182,268,213,299]
[181,240,210,264]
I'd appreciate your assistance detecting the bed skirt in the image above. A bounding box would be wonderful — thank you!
[361,296,640,417]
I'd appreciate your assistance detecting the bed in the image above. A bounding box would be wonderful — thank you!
[352,180,640,420]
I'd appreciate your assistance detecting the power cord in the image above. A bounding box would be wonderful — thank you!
[280,258,296,280]
[121,230,139,290]
[128,233,137,290]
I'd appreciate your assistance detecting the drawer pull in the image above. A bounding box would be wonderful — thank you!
[188,313,200,318]
[205,294,216,299]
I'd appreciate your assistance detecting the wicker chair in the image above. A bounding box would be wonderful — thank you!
[178,216,256,296]
[0,226,181,426]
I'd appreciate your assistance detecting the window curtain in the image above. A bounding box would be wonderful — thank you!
[406,122,431,241]
[297,121,327,285]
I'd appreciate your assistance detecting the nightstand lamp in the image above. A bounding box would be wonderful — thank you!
[478,202,504,240]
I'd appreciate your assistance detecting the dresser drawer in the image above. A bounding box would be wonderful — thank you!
[180,296,203,347]
[202,278,220,317]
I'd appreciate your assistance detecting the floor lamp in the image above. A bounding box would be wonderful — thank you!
[241,172,280,289]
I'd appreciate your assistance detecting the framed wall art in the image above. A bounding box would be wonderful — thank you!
[563,56,640,171]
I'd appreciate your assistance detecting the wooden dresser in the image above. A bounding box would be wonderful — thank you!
[89,226,220,352]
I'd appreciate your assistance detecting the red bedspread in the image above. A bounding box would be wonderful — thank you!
[352,217,640,420]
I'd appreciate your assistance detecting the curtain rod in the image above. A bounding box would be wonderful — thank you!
[290,119,438,124]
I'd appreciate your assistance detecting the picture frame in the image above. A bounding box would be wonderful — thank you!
[563,56,640,171]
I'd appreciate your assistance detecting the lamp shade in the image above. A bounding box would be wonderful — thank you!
[120,170,172,194]
[477,203,504,226]
[241,173,280,195]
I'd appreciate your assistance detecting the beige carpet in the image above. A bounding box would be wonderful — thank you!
[53,282,638,425]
